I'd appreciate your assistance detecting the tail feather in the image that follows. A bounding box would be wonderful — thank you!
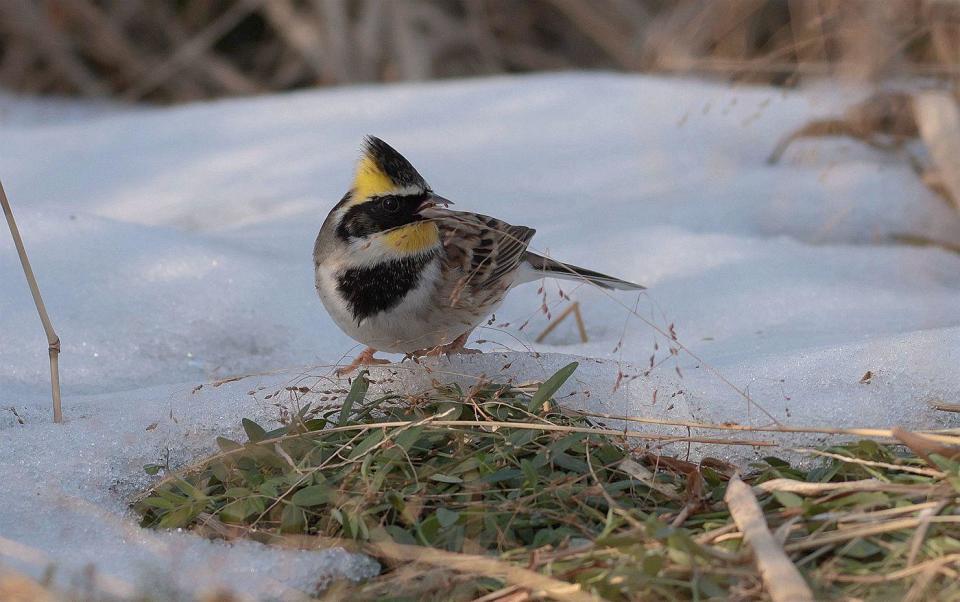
[522,252,645,291]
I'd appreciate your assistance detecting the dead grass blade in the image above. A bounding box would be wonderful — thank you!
[893,427,960,465]
[915,91,960,211]
[367,540,602,602]
[574,410,960,445]
[0,568,56,602]
[756,478,938,496]
[785,516,960,553]
[797,448,943,477]
[725,476,814,602]
[821,554,960,584]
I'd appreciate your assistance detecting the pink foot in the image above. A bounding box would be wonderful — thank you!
[336,347,391,376]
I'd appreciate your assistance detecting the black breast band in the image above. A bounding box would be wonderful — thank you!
[337,251,437,323]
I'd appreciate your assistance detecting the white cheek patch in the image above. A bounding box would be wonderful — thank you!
[344,236,403,267]
[340,230,438,268]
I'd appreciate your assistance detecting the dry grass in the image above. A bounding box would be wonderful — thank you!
[130,365,960,601]
[2,1,960,103]
[0,568,56,602]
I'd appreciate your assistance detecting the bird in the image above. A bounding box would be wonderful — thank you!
[313,136,644,373]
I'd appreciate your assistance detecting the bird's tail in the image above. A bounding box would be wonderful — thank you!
[522,252,645,291]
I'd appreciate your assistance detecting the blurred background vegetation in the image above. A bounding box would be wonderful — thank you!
[0,0,958,103]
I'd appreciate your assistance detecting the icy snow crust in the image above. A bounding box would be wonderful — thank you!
[2,73,960,596]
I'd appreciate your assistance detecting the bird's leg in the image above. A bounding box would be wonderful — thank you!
[442,331,482,355]
[336,347,391,376]
[408,331,482,360]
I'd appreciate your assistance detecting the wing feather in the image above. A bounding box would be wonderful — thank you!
[427,210,535,308]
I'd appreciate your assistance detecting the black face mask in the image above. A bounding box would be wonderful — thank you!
[337,193,429,240]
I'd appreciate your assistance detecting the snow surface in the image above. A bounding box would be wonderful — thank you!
[2,73,960,597]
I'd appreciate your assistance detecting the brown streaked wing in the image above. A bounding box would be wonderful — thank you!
[432,211,536,306]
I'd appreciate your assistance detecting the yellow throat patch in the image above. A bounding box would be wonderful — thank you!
[350,155,396,203]
[382,222,440,254]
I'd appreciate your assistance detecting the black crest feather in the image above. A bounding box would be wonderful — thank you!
[363,136,428,190]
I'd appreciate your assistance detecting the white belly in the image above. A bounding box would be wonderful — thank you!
[315,260,491,353]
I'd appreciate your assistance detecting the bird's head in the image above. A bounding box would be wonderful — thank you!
[334,137,452,253]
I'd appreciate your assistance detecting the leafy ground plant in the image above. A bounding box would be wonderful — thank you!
[136,364,960,601]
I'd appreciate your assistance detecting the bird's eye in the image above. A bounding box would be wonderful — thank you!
[381,197,400,213]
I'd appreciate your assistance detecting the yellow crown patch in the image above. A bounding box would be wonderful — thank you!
[350,155,396,204]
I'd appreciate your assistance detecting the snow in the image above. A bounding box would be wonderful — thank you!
[2,73,960,596]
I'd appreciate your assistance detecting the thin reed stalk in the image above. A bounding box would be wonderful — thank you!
[0,178,62,423]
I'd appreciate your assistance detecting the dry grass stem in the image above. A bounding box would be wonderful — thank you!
[756,478,938,495]
[0,568,56,602]
[0,178,62,423]
[535,302,588,344]
[368,540,602,602]
[797,448,943,477]
[575,410,960,445]
[822,554,960,584]
[915,91,960,211]
[785,516,960,552]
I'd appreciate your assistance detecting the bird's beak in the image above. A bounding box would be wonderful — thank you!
[417,193,454,213]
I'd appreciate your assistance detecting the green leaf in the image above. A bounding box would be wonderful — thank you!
[174,477,205,500]
[696,575,727,598]
[642,553,664,576]
[216,437,243,453]
[430,473,463,484]
[521,458,539,489]
[264,425,289,439]
[532,528,558,548]
[347,429,385,460]
[140,496,175,510]
[384,525,417,545]
[552,452,588,474]
[416,513,441,546]
[210,462,231,482]
[240,465,265,487]
[773,491,804,508]
[528,362,578,412]
[449,457,481,476]
[436,507,460,528]
[157,504,200,529]
[143,463,162,475]
[223,487,251,498]
[393,426,424,452]
[548,432,587,457]
[840,539,883,559]
[481,468,522,484]
[340,371,370,425]
[219,499,257,523]
[291,484,331,507]
[280,503,306,533]
[821,491,889,510]
[304,418,328,432]
[507,429,537,448]
[370,459,396,492]
[242,418,268,443]
[259,478,282,497]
